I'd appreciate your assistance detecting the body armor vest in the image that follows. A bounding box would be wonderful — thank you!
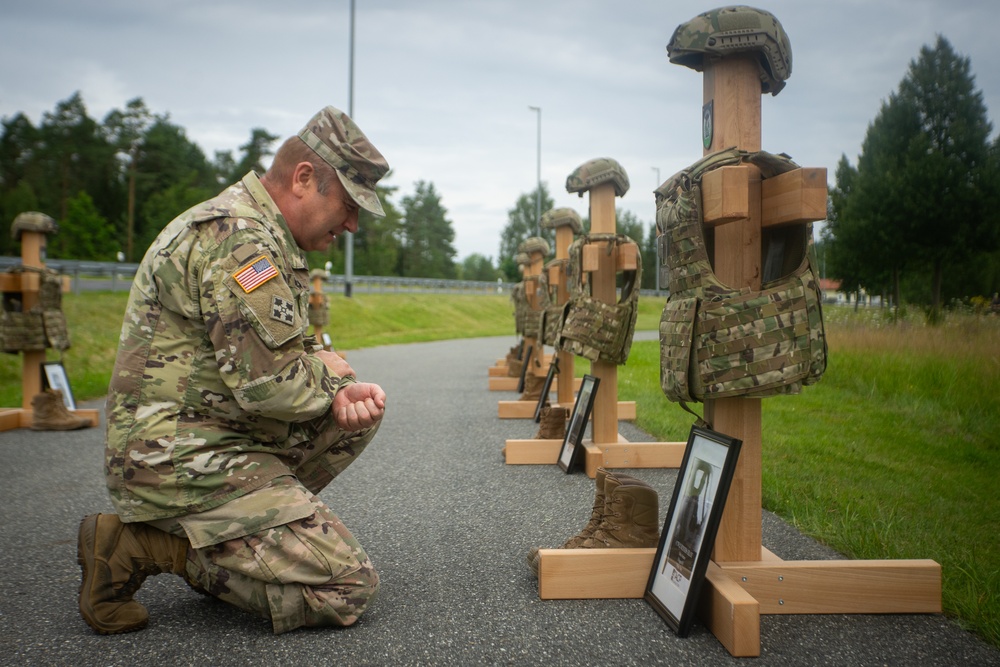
[537,258,568,347]
[558,233,641,365]
[656,147,826,403]
[2,266,70,353]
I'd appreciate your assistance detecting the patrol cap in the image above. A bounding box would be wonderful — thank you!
[298,106,390,217]
[540,207,583,234]
[11,211,58,241]
[667,6,792,95]
[566,158,630,198]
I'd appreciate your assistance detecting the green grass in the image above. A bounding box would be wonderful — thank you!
[3,293,997,648]
[619,306,1000,648]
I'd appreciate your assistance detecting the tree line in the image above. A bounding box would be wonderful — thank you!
[823,36,1000,320]
[0,94,477,280]
[0,90,663,286]
[7,35,994,312]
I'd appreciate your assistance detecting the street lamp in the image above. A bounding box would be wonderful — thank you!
[528,105,541,236]
[344,0,356,297]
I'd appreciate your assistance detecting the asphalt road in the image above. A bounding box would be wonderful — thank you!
[2,335,998,666]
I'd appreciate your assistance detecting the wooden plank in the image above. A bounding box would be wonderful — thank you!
[702,166,749,226]
[498,400,544,419]
[489,377,519,391]
[716,559,942,614]
[0,409,27,432]
[617,242,639,271]
[504,439,562,464]
[709,397,763,562]
[760,167,828,228]
[699,561,761,657]
[591,441,688,469]
[0,273,42,291]
[487,366,507,377]
[537,547,655,599]
[585,184,622,448]
[500,398,631,420]
[582,243,601,273]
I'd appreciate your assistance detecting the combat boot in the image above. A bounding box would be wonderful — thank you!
[581,476,660,549]
[533,405,568,440]
[30,389,90,430]
[77,513,191,634]
[519,372,545,402]
[527,468,646,575]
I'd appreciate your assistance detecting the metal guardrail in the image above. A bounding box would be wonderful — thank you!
[0,256,521,295]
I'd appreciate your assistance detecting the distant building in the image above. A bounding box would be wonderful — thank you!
[819,278,843,304]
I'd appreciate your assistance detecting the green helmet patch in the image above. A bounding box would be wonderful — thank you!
[566,158,630,198]
[667,5,792,95]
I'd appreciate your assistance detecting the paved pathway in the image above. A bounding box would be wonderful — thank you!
[2,335,998,666]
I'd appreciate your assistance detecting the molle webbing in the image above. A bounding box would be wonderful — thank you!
[538,258,569,347]
[2,266,70,353]
[655,148,827,402]
[557,233,642,365]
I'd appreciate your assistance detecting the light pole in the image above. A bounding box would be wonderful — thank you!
[528,105,541,236]
[344,0,356,298]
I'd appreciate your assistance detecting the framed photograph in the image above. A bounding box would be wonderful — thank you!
[645,425,742,636]
[557,374,600,473]
[532,358,559,422]
[321,332,332,350]
[516,344,533,395]
[41,362,76,410]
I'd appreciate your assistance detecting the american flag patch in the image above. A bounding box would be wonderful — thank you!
[233,256,278,293]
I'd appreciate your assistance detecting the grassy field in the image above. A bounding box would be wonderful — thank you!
[2,292,997,647]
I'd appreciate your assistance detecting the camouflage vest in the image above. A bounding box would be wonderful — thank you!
[558,233,642,365]
[521,276,541,339]
[656,148,826,403]
[510,281,527,336]
[537,258,568,347]
[2,266,70,353]
[308,294,329,328]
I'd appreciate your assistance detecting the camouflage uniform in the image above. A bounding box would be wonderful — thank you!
[105,170,380,633]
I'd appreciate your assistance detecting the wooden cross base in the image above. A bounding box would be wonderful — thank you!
[0,407,100,432]
[498,394,633,420]
[487,352,555,391]
[504,436,685,472]
[536,547,941,657]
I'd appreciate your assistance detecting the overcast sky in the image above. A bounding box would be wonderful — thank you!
[2,0,997,261]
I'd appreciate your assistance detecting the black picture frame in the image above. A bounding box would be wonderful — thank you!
[557,374,600,473]
[41,361,76,410]
[533,358,559,423]
[644,425,742,637]
[516,344,533,395]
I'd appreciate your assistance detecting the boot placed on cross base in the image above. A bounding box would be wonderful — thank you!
[31,389,90,430]
[519,371,545,402]
[77,513,192,634]
[506,355,522,378]
[526,468,650,576]
[533,405,568,440]
[580,475,660,550]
